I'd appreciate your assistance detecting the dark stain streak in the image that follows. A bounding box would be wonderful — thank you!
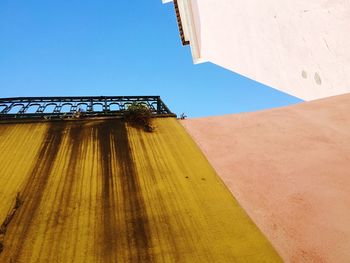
[113,121,153,262]
[0,193,23,255]
[137,131,180,260]
[0,125,10,138]
[1,122,66,261]
[48,123,83,261]
[97,120,153,262]
[0,194,23,234]
[60,124,82,215]
[98,121,118,261]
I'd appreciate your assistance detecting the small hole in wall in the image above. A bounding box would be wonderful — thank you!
[301,70,307,79]
[314,72,322,85]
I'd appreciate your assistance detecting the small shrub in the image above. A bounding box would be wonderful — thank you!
[72,108,85,119]
[124,103,154,132]
[180,113,187,120]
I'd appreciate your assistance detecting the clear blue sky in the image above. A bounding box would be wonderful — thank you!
[0,0,302,117]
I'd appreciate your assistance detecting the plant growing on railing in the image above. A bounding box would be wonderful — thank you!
[124,103,154,132]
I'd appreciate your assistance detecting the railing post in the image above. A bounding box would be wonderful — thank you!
[157,96,161,114]
[104,97,108,112]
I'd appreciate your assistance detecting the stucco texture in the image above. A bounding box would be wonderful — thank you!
[0,118,281,262]
[188,0,350,100]
[181,94,350,263]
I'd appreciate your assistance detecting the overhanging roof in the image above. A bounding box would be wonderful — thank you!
[162,0,205,64]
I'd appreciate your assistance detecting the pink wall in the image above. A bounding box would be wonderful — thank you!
[181,94,350,262]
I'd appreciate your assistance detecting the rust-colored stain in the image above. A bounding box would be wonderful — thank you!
[0,118,281,262]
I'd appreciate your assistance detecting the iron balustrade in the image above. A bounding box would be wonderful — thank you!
[0,96,176,120]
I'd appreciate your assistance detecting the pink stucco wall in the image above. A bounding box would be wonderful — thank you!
[181,94,350,262]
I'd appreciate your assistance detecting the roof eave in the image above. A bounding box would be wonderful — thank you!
[163,0,206,64]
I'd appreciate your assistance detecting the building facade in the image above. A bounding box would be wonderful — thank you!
[164,0,350,100]
[0,96,281,262]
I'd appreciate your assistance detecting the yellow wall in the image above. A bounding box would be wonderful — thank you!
[0,118,281,262]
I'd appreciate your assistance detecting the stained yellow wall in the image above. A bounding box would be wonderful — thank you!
[0,118,281,262]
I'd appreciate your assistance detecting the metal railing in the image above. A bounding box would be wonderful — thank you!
[0,96,176,120]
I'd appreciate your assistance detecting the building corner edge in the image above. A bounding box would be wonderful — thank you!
[162,0,207,65]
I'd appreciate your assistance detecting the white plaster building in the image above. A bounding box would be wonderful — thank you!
[163,0,350,100]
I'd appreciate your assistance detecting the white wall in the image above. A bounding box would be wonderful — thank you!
[167,0,350,100]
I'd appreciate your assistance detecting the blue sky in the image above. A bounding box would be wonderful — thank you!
[0,0,302,117]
